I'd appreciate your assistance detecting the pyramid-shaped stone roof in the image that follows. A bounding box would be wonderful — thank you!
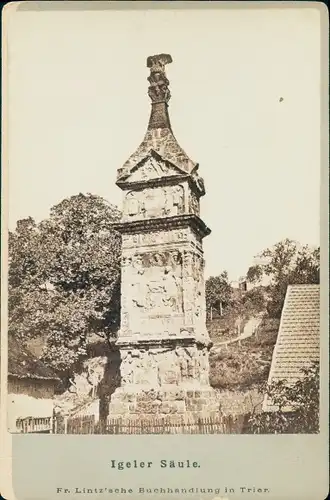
[119,128,197,178]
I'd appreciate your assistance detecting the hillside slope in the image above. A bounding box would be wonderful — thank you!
[208,316,279,414]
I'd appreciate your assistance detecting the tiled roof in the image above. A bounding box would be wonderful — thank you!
[263,284,320,411]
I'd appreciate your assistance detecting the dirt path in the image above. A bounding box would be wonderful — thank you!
[212,314,263,350]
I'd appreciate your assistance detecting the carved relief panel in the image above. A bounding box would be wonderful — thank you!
[188,190,200,216]
[127,155,179,183]
[182,250,207,328]
[122,228,189,249]
[196,347,210,385]
[119,345,210,389]
[122,184,185,222]
[120,249,184,334]
[121,246,207,338]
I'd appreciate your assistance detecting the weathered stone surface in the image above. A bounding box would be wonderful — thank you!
[123,183,185,222]
[109,386,219,416]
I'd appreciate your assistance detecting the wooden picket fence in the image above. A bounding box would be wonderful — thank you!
[56,413,249,435]
[16,416,53,433]
[105,414,246,434]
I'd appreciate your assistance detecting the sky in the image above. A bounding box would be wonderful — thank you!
[4,3,322,280]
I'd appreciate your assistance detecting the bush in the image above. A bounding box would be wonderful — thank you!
[210,345,272,391]
[246,361,319,434]
[241,287,266,315]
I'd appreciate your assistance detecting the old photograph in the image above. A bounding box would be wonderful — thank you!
[3,5,321,436]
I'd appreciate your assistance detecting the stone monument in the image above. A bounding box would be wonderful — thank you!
[109,54,219,423]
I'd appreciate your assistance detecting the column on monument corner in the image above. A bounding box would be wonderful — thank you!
[109,54,219,420]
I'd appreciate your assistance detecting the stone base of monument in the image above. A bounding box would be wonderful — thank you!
[106,385,222,434]
[107,339,221,432]
[109,385,220,417]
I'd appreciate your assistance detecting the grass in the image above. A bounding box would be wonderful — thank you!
[207,313,249,343]
[209,316,280,391]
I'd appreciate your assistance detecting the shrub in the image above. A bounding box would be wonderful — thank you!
[246,361,319,434]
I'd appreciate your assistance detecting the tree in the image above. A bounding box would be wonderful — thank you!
[205,271,233,316]
[247,361,319,434]
[241,287,266,314]
[246,239,320,317]
[8,193,121,376]
[8,217,50,341]
[246,265,263,285]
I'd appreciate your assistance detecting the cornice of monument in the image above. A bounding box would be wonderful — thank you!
[116,172,190,191]
[112,214,211,239]
[116,335,212,350]
[117,54,199,183]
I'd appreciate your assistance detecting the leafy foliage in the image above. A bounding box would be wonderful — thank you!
[246,239,320,317]
[247,361,319,434]
[205,271,233,315]
[210,347,271,391]
[246,265,263,284]
[8,194,121,375]
[241,287,266,315]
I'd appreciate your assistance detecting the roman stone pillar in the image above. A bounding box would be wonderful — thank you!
[109,54,219,421]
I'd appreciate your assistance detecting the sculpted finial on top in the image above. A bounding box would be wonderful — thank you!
[147,54,173,71]
[147,53,173,104]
